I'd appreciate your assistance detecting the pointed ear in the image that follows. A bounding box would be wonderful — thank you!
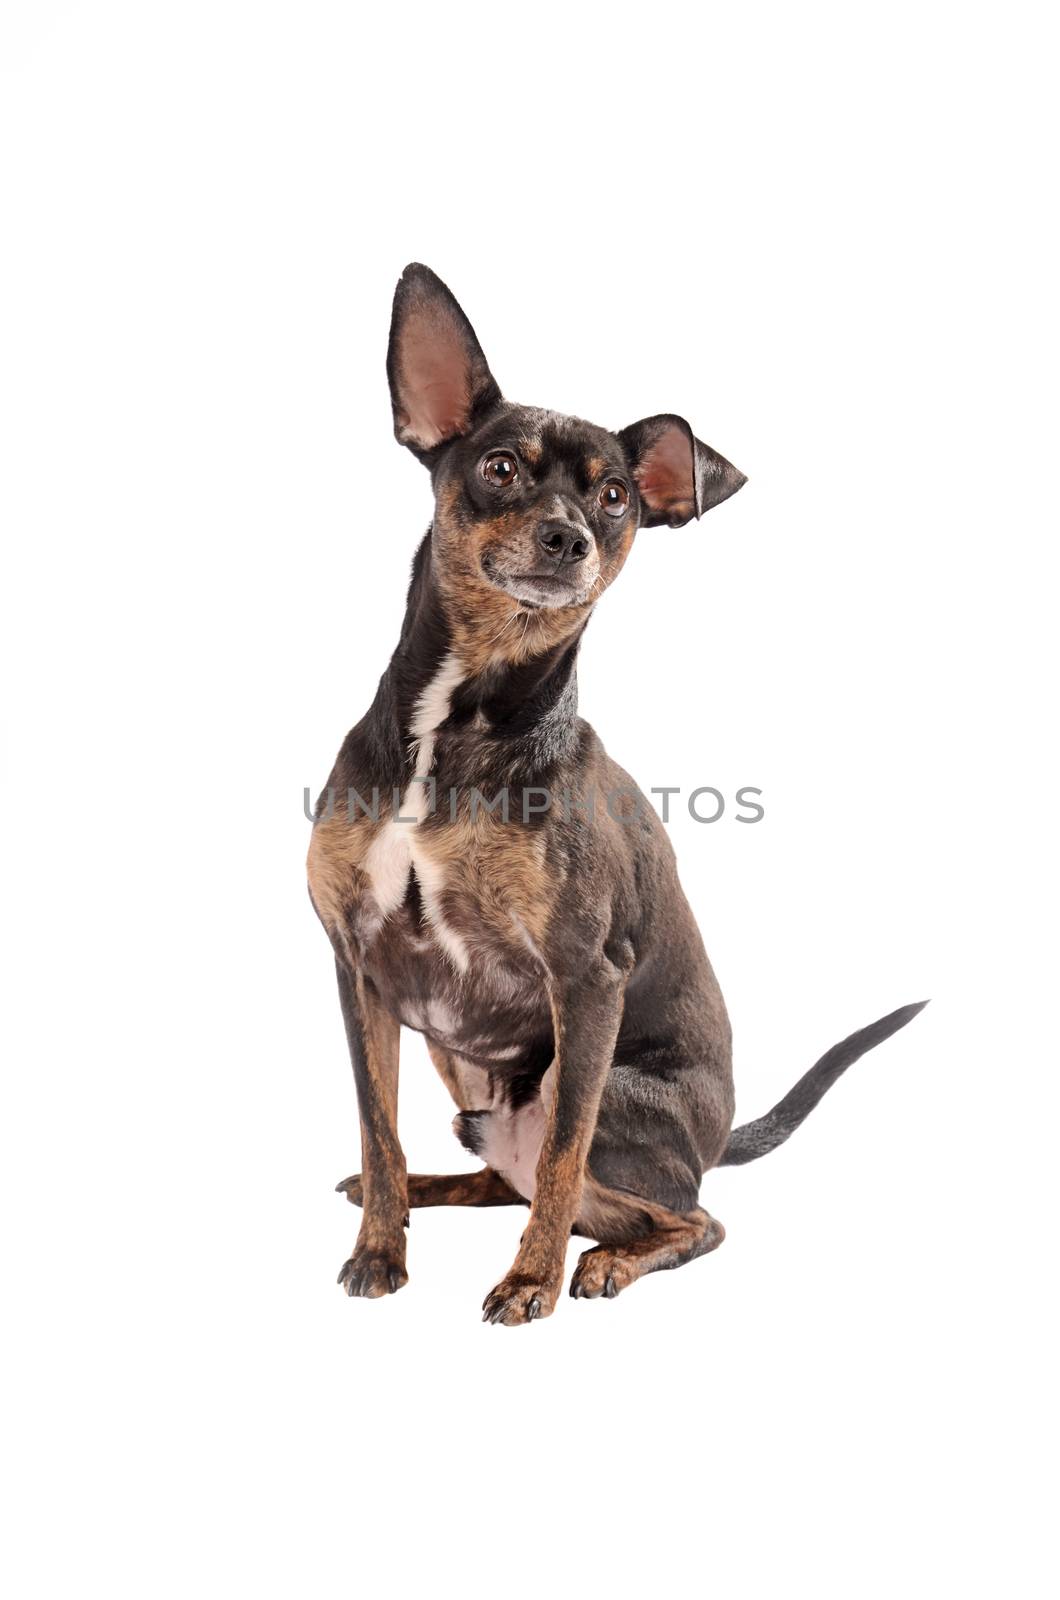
[618,414,746,527]
[386,263,502,460]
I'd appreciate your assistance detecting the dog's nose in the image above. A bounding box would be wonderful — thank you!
[537,520,591,565]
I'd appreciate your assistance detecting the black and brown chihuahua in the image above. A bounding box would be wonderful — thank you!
[308,264,925,1325]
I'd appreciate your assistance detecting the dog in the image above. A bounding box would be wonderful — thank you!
[307,263,926,1325]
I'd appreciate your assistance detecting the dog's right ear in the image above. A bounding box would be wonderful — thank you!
[386,264,502,462]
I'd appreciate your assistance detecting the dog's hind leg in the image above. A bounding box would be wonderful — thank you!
[336,1043,526,1209]
[337,1168,524,1208]
[569,1175,724,1299]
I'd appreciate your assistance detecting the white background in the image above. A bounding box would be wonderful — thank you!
[1,3,1056,1595]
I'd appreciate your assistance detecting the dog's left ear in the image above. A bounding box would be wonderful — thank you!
[387,263,502,461]
[618,414,746,527]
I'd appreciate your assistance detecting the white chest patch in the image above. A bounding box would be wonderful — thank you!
[361,651,471,970]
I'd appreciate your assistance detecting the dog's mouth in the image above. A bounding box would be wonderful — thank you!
[487,567,591,610]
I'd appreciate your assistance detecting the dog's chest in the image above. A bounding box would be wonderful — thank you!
[307,654,557,1049]
[356,821,553,1066]
[360,892,551,1066]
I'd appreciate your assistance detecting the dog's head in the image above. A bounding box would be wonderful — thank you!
[387,264,745,651]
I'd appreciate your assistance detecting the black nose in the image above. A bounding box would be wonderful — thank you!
[537,520,591,565]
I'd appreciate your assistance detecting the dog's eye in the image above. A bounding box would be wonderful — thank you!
[481,453,519,488]
[598,481,629,518]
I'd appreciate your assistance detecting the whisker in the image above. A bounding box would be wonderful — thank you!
[484,606,523,647]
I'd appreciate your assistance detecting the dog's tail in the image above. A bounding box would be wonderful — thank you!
[717,1000,929,1167]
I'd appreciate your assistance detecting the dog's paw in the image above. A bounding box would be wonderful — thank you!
[337,1246,407,1299]
[481,1273,558,1326]
[569,1246,637,1301]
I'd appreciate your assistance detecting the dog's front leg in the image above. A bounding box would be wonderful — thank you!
[333,958,408,1298]
[482,956,628,1326]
